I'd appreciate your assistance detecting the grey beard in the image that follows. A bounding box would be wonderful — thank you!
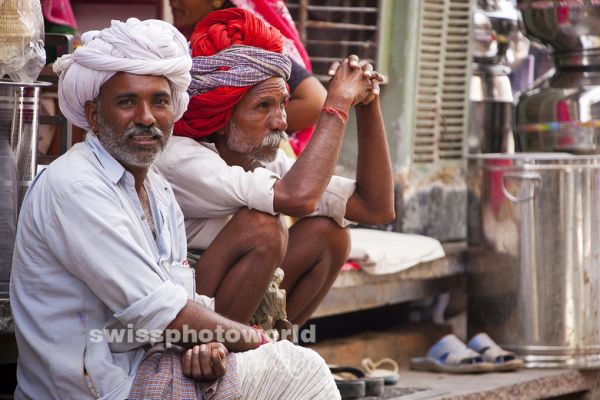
[96,114,171,169]
[226,119,287,164]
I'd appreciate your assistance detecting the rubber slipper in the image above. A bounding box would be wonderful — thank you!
[468,333,524,372]
[361,357,400,385]
[410,334,495,374]
[330,366,384,397]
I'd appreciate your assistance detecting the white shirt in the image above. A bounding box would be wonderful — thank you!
[153,136,356,250]
[10,135,190,399]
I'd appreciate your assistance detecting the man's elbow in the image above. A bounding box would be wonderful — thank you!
[281,197,319,218]
[366,209,396,225]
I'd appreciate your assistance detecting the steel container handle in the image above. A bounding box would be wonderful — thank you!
[501,172,542,203]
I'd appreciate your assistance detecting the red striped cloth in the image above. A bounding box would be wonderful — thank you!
[129,344,241,400]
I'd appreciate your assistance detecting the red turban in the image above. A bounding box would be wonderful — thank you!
[174,8,287,139]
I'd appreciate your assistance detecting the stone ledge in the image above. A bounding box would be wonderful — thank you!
[382,369,597,400]
[313,242,466,318]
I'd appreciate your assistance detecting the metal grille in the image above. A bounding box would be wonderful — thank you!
[413,0,471,164]
[287,0,382,82]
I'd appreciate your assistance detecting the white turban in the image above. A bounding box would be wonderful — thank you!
[53,18,192,129]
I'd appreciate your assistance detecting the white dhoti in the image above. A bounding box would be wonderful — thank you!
[235,341,341,400]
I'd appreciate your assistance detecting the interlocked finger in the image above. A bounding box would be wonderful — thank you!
[328,60,341,76]
[370,71,386,83]
[371,79,381,96]
[348,54,360,69]
[360,61,374,78]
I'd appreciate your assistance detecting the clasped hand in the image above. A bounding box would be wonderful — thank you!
[327,54,385,107]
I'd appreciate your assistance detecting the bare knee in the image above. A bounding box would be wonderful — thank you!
[302,217,351,268]
[325,223,351,269]
[231,208,288,262]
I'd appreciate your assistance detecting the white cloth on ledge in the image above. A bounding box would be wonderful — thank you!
[348,229,445,275]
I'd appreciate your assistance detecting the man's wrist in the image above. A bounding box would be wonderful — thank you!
[323,95,352,113]
[322,106,349,124]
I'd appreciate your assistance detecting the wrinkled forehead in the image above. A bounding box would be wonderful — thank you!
[245,77,289,100]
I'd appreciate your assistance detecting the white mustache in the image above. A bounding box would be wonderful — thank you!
[261,131,288,147]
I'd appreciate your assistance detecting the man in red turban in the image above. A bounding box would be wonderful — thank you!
[154,8,394,329]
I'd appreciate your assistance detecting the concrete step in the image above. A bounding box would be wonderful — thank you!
[378,369,597,399]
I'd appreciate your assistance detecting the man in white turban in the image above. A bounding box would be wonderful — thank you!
[10,18,340,399]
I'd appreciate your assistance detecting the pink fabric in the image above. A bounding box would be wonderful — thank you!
[42,0,78,29]
[231,0,311,71]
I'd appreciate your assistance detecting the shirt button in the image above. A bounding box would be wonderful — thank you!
[141,215,145,220]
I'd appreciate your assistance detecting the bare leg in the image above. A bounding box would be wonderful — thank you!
[280,217,350,326]
[195,208,288,323]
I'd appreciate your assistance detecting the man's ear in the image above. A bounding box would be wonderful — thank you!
[84,100,99,133]
[215,126,226,136]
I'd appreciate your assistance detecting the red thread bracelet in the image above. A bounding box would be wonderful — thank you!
[322,106,349,124]
[252,326,268,347]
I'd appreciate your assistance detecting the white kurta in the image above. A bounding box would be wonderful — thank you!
[153,136,356,250]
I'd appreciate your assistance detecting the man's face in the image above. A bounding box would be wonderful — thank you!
[90,72,174,170]
[224,77,289,163]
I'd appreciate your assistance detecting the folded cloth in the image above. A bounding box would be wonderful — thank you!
[129,343,241,400]
[348,229,445,275]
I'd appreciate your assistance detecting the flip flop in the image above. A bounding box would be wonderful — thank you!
[410,334,495,374]
[468,333,524,372]
[330,365,384,398]
[361,357,400,385]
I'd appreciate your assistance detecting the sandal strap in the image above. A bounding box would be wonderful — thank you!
[427,334,485,366]
[361,357,399,374]
[479,344,517,362]
[444,348,483,366]
[468,333,517,362]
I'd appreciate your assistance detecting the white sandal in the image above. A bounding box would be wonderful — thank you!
[468,333,524,372]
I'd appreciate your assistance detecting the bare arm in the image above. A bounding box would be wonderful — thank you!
[166,299,262,352]
[273,57,372,217]
[344,96,395,224]
[285,76,327,132]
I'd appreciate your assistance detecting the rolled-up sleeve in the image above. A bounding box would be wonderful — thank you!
[114,281,188,331]
[310,175,356,227]
[45,180,187,332]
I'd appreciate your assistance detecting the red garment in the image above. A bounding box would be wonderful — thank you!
[175,9,285,139]
[190,8,284,57]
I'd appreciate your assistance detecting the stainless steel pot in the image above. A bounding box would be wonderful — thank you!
[518,0,600,56]
[469,64,514,153]
[515,68,600,154]
[0,79,49,297]
[467,153,600,368]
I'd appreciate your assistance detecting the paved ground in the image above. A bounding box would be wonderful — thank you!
[375,369,598,399]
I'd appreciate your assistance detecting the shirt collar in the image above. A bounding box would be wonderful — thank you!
[86,133,171,206]
[86,133,126,185]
